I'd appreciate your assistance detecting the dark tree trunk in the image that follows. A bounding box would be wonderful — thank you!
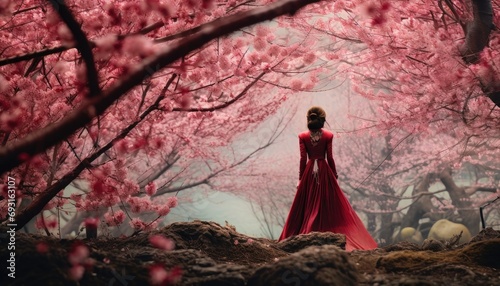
[461,0,494,64]
[17,198,37,233]
[439,167,479,235]
[367,213,376,233]
[378,212,395,246]
[376,185,400,246]
[460,0,499,107]
[401,175,433,229]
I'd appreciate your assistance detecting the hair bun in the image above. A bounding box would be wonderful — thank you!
[306,106,326,130]
[308,113,318,119]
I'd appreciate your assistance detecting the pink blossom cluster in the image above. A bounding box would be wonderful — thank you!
[67,242,94,281]
[126,196,155,213]
[104,210,126,226]
[149,234,175,251]
[360,1,391,26]
[149,264,182,286]
[129,217,158,231]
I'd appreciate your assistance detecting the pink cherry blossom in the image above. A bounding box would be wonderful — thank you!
[149,235,175,251]
[68,265,85,281]
[166,197,178,208]
[156,205,171,216]
[145,181,157,196]
[84,217,99,229]
[149,264,183,286]
[104,210,126,226]
[68,243,89,266]
[149,264,168,285]
[129,218,147,230]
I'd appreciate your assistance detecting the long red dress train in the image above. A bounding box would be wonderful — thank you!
[278,129,377,251]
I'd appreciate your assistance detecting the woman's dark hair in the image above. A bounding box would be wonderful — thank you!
[307,106,326,130]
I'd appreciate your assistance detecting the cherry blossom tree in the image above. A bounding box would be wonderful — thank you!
[313,0,499,113]
[0,0,328,233]
[323,0,500,243]
[245,86,498,244]
[313,84,499,244]
[1,0,498,242]
[335,127,499,245]
[271,0,499,244]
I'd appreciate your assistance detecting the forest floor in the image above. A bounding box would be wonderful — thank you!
[1,220,500,286]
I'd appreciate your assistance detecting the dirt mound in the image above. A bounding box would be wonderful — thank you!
[1,221,499,286]
[123,220,287,266]
[248,245,358,286]
[468,227,500,244]
[277,231,345,253]
[459,239,500,268]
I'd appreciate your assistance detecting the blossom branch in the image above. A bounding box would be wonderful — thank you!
[0,20,163,67]
[0,0,320,174]
[11,74,177,229]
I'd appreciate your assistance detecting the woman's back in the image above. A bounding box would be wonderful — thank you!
[299,129,333,159]
[298,129,336,180]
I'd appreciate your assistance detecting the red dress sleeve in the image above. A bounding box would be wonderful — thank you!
[326,134,338,177]
[299,134,307,180]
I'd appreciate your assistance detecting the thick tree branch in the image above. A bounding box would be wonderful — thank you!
[0,45,70,67]
[459,0,499,107]
[439,166,479,234]
[400,175,433,228]
[465,186,499,195]
[0,0,321,175]
[47,0,100,96]
[460,0,494,64]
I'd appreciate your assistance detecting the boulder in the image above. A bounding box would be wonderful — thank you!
[397,227,424,244]
[248,245,358,286]
[427,219,471,244]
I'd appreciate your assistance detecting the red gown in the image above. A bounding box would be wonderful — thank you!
[278,129,377,251]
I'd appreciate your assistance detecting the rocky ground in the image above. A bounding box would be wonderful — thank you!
[1,220,499,285]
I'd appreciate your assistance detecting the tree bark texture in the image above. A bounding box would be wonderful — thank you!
[439,167,479,234]
[461,0,499,106]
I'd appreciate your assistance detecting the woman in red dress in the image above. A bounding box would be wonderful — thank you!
[278,106,377,251]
